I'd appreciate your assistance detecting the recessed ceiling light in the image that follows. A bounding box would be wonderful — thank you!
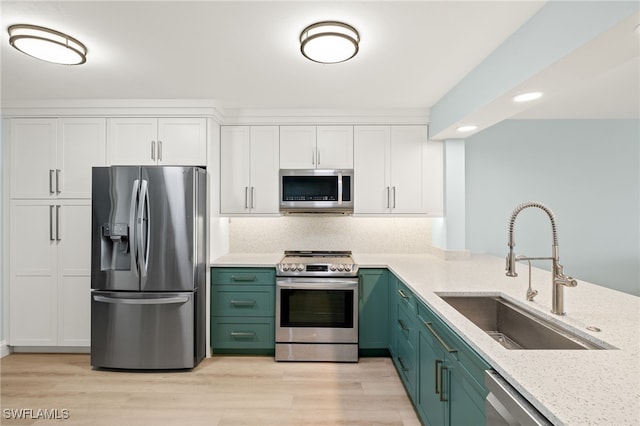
[300,21,359,64]
[456,125,478,133]
[513,91,543,103]
[8,24,87,65]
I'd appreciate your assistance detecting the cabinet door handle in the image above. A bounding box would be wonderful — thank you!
[386,187,390,208]
[158,140,162,161]
[244,187,249,209]
[392,186,397,209]
[230,274,257,282]
[439,366,449,402]
[230,299,257,307]
[49,205,55,241]
[49,170,55,194]
[397,357,409,372]
[317,149,321,165]
[250,187,255,209]
[423,321,457,353]
[435,359,442,395]
[55,205,61,241]
[397,319,409,332]
[230,331,257,339]
[311,147,315,165]
[55,169,61,194]
[151,141,156,160]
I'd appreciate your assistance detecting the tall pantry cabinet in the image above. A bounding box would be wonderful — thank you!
[8,118,106,346]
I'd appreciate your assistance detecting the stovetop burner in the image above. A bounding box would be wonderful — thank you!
[277,250,358,277]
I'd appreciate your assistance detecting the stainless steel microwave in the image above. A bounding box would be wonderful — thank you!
[279,169,354,214]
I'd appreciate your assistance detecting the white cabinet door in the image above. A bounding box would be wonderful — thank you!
[279,126,316,169]
[316,126,354,169]
[107,118,158,165]
[157,118,207,166]
[250,126,280,214]
[10,119,57,199]
[57,118,107,198]
[390,126,425,214]
[354,126,391,214]
[9,200,58,346]
[57,201,91,346]
[220,126,251,214]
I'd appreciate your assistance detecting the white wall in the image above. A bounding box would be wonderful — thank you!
[466,119,639,296]
[228,216,432,254]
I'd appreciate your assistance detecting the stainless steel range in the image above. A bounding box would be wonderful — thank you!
[275,251,359,362]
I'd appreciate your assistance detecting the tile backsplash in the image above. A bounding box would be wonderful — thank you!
[229,216,432,253]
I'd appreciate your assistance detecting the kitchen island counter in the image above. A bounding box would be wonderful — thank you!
[211,252,640,425]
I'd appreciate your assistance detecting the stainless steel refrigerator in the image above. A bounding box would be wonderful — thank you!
[90,166,206,369]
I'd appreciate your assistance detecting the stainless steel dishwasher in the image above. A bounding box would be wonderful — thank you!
[485,370,553,426]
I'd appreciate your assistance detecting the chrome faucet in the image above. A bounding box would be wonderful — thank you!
[505,202,577,315]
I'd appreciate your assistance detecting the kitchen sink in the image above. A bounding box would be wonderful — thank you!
[438,294,608,350]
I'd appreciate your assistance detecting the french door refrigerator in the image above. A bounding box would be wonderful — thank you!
[90,166,206,369]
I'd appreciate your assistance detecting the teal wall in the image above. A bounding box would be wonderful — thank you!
[466,119,639,296]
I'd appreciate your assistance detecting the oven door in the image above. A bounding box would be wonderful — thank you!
[276,277,358,344]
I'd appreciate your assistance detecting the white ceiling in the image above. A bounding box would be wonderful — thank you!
[1,1,638,122]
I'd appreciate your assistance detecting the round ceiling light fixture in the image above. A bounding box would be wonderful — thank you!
[8,24,87,65]
[513,91,543,103]
[300,21,360,64]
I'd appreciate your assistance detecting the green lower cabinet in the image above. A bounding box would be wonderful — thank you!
[211,267,275,355]
[358,269,389,354]
[418,330,447,425]
[416,300,490,426]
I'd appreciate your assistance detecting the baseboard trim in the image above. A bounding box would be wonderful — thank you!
[11,346,90,354]
[1,340,12,358]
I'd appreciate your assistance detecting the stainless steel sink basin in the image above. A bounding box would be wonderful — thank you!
[439,294,607,350]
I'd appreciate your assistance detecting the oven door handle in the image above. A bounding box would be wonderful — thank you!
[276,281,358,290]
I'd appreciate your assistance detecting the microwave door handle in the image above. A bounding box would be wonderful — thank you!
[338,173,343,205]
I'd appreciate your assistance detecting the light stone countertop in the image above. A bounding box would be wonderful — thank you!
[211,252,640,426]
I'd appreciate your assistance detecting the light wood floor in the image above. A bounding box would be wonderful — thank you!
[1,354,421,425]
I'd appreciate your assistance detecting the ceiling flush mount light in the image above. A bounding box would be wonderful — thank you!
[8,24,87,65]
[300,21,360,64]
[513,91,543,103]
[456,125,478,133]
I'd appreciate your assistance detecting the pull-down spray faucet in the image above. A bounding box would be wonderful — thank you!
[505,202,577,315]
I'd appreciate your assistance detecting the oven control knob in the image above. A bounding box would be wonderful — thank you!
[297,264,305,271]
[344,265,351,272]
[330,265,337,271]
[337,264,344,271]
[282,264,289,271]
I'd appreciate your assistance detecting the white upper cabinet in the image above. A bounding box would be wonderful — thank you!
[280,125,353,169]
[10,118,106,199]
[220,126,280,215]
[355,125,440,215]
[108,117,207,166]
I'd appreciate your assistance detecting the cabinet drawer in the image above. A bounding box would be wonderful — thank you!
[396,337,417,397]
[211,285,274,317]
[418,301,490,389]
[397,301,418,346]
[211,317,274,350]
[396,280,416,312]
[212,268,275,286]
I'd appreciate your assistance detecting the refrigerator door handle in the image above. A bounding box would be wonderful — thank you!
[130,179,140,277]
[93,295,189,305]
[137,179,150,278]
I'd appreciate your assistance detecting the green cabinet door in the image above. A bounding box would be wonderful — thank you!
[418,328,447,426]
[447,359,487,426]
[358,269,389,352]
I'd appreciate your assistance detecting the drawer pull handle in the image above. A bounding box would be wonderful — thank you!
[397,357,409,372]
[423,321,457,353]
[398,289,410,299]
[231,275,257,282]
[397,319,409,332]
[230,299,257,307]
[230,331,257,339]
